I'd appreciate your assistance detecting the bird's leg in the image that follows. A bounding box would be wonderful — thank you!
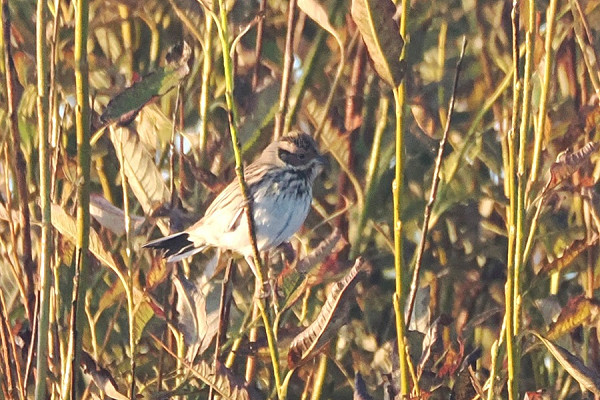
[245,256,271,299]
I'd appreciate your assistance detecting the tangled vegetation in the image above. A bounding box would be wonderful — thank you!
[1,0,600,399]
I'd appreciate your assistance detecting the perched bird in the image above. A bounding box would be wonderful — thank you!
[144,131,327,275]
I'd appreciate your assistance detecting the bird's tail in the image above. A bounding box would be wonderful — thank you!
[143,232,204,262]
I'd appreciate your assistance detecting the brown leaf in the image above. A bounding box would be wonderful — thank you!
[533,332,600,396]
[81,351,128,400]
[276,229,344,313]
[537,235,599,275]
[547,142,599,190]
[547,296,600,340]
[287,258,366,369]
[410,95,441,138]
[191,360,260,400]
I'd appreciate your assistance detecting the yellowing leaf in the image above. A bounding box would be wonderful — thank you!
[110,126,171,236]
[547,296,600,340]
[51,204,120,273]
[351,0,405,87]
[298,0,340,43]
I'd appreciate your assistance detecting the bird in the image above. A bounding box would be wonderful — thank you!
[143,131,328,277]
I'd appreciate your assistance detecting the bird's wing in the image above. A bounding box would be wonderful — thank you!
[194,162,268,233]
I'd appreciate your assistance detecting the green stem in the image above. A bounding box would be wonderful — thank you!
[514,0,535,341]
[392,83,409,398]
[506,5,521,398]
[215,0,282,396]
[34,0,51,398]
[283,30,325,134]
[309,354,328,400]
[70,0,91,397]
[352,95,388,255]
[118,127,136,398]
[530,0,558,183]
[199,12,213,153]
[392,0,410,394]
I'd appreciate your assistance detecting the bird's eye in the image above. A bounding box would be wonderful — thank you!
[298,153,305,160]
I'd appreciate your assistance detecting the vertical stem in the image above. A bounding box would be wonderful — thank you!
[215,1,282,396]
[251,0,267,90]
[2,0,35,323]
[71,0,91,397]
[530,0,558,183]
[392,86,409,397]
[505,4,520,399]
[391,0,410,395]
[353,94,387,255]
[273,0,297,139]
[117,127,136,398]
[199,12,213,153]
[118,5,133,82]
[437,21,448,126]
[309,354,328,400]
[34,0,51,398]
[514,0,535,339]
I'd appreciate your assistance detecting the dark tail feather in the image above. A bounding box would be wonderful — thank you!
[143,232,199,261]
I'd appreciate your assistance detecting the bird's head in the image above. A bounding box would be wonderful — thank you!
[273,131,328,179]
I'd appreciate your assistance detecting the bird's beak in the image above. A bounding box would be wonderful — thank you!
[316,154,329,171]
[315,154,329,175]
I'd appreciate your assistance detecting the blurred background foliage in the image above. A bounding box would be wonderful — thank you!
[1,0,600,398]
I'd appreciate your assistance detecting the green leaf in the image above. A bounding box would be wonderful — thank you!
[351,0,405,87]
[100,42,191,124]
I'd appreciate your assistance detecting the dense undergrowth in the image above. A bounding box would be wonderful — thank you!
[1,0,600,399]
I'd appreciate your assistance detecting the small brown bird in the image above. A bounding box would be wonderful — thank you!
[144,131,327,275]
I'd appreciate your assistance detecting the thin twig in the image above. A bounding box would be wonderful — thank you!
[0,290,17,399]
[118,126,136,398]
[170,86,183,208]
[0,289,25,400]
[273,0,298,139]
[405,38,467,328]
[252,0,267,89]
[208,259,234,400]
